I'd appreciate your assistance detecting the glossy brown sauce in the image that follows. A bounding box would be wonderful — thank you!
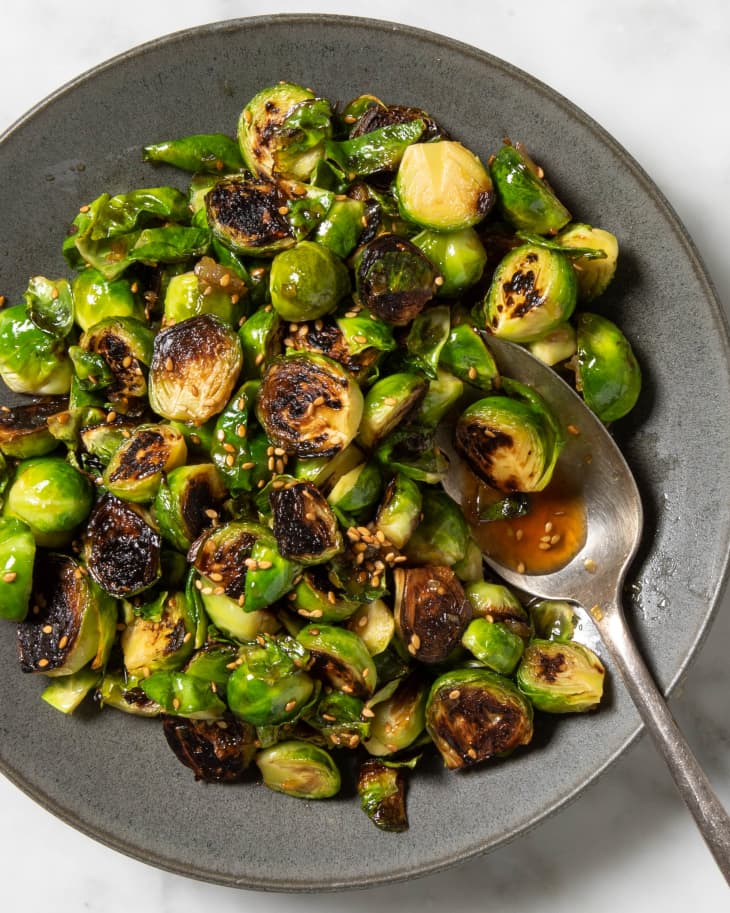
[462,467,586,575]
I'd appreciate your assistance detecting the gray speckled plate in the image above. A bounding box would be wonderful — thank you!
[1,14,729,893]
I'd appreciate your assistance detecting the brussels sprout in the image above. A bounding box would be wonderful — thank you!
[308,690,370,749]
[326,461,383,526]
[140,670,227,720]
[455,389,563,493]
[79,420,134,466]
[327,119,425,178]
[516,639,605,713]
[297,623,377,698]
[403,305,451,379]
[189,520,299,614]
[451,537,485,584]
[182,641,240,692]
[24,276,74,339]
[374,472,422,550]
[289,441,365,490]
[355,235,439,326]
[375,426,449,484]
[528,323,577,366]
[0,516,36,621]
[270,241,350,321]
[364,673,429,756]
[412,227,487,297]
[357,372,427,451]
[72,269,145,332]
[17,552,116,676]
[162,268,243,327]
[4,457,93,547]
[103,423,187,502]
[83,494,162,597]
[120,590,196,676]
[556,223,619,301]
[461,617,525,676]
[143,133,244,173]
[238,83,332,181]
[411,370,464,430]
[227,635,315,727]
[238,307,281,380]
[97,671,161,716]
[490,142,571,234]
[357,758,409,832]
[393,565,472,664]
[154,463,228,552]
[439,323,499,392]
[396,140,494,230]
[162,713,257,782]
[287,566,359,624]
[348,101,445,142]
[256,739,341,799]
[284,314,395,383]
[148,314,243,424]
[196,590,279,643]
[41,666,101,714]
[404,489,469,567]
[529,599,578,642]
[269,478,343,565]
[0,304,72,395]
[346,598,395,656]
[257,352,363,458]
[426,667,533,769]
[79,316,154,414]
[464,581,532,641]
[313,197,367,259]
[482,244,577,343]
[0,397,67,459]
[576,312,641,422]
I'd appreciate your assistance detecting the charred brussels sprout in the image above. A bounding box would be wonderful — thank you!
[465,581,532,642]
[357,372,427,450]
[355,235,439,326]
[287,566,359,624]
[576,312,641,422]
[256,739,341,799]
[17,552,116,676]
[284,313,395,382]
[396,140,494,230]
[297,623,377,698]
[270,479,343,565]
[257,352,363,458]
[238,83,332,181]
[393,565,472,664]
[4,457,93,547]
[516,639,605,712]
[227,635,314,726]
[0,304,72,395]
[154,463,228,552]
[0,397,68,459]
[358,759,409,832]
[205,177,300,256]
[104,423,187,502]
[461,616,525,675]
[426,667,533,769]
[162,713,257,782]
[482,244,577,342]
[148,314,242,424]
[490,142,571,235]
[375,426,449,484]
[374,472,422,549]
[121,590,196,676]
[0,516,36,621]
[72,269,145,332]
[364,673,428,756]
[270,241,350,321]
[78,316,154,414]
[404,489,469,567]
[83,493,162,597]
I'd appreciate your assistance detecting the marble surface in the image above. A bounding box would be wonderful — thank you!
[1,1,728,909]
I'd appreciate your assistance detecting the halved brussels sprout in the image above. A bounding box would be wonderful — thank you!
[326,460,383,527]
[465,581,532,642]
[227,635,314,727]
[308,690,370,749]
[154,463,228,552]
[24,275,74,339]
[79,316,154,414]
[41,666,101,715]
[72,269,145,332]
[256,739,341,799]
[403,489,469,567]
[120,590,197,676]
[358,758,409,832]
[364,672,429,756]
[516,639,605,712]
[103,423,187,502]
[455,389,563,493]
[346,598,395,656]
[528,323,577,366]
[411,369,464,429]
[461,616,525,675]
[17,552,116,676]
[97,671,161,716]
[393,565,472,664]
[79,420,135,466]
[396,140,494,230]
[426,667,533,769]
[287,566,359,624]
[269,478,343,565]
[270,241,350,321]
[238,83,332,181]
[162,267,244,327]
[205,177,297,256]
[297,623,377,698]
[349,101,445,142]
[355,235,439,326]
[576,312,641,422]
[162,713,257,782]
[357,372,428,450]
[0,397,68,459]
[482,244,577,343]
[327,119,425,178]
[529,599,578,642]
[0,516,36,621]
[148,314,243,424]
[257,352,363,458]
[374,472,422,550]
[556,223,618,301]
[412,227,487,297]
[490,142,571,234]
[4,456,93,547]
[0,304,72,395]
[83,493,162,597]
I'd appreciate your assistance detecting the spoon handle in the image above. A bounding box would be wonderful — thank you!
[600,601,730,884]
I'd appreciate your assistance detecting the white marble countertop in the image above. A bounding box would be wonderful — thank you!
[1,2,728,909]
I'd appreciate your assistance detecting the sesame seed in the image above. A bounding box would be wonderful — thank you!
[584,558,598,573]
[410,633,421,650]
[183,632,192,643]
[220,272,231,288]
[38,658,50,668]
[550,534,561,545]
[223,442,236,453]
[204,508,218,519]
[407,643,417,656]
[241,461,256,470]
[538,542,551,550]
[515,529,524,541]
[213,586,225,595]
[225,454,235,467]
[258,560,273,570]
[278,206,289,215]
[165,357,174,371]
[2,571,17,583]
[468,366,478,380]
[42,624,53,634]
[517,561,526,574]
[209,572,223,582]
[79,204,90,213]
[236,424,247,438]
[467,748,478,760]
[255,352,265,366]
[201,586,213,595]
[284,700,297,712]
[383,396,398,406]
[58,634,69,649]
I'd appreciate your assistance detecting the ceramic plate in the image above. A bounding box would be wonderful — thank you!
[1,14,729,892]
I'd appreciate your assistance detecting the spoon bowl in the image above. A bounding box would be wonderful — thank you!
[448,336,730,881]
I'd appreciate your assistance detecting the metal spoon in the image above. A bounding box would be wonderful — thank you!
[446,336,730,882]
